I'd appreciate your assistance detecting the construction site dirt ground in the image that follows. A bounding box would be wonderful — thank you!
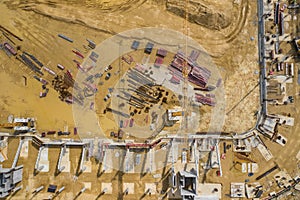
[0,0,260,134]
[0,0,290,199]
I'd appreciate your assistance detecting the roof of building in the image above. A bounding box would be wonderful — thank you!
[230,182,245,198]
[13,118,29,123]
[0,165,23,198]
[48,184,57,193]
[131,40,140,50]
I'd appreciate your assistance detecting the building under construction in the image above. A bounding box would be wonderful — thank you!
[0,165,23,198]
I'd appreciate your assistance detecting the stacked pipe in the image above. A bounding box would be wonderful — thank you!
[168,66,184,81]
[64,70,75,88]
[195,93,216,106]
[189,67,209,88]
[127,68,155,86]
[170,75,180,84]
[169,52,211,88]
[189,50,200,61]
[19,53,43,75]
[128,88,158,102]
[23,52,44,67]
[42,66,56,76]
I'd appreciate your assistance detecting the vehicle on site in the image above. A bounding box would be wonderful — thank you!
[3,42,17,56]
[57,131,70,136]
[119,120,123,128]
[105,65,112,72]
[105,73,111,80]
[129,118,134,127]
[95,73,102,78]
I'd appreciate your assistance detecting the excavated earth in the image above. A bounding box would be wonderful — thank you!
[0,0,258,135]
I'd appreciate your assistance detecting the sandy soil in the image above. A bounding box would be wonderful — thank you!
[0,0,259,134]
[0,0,264,199]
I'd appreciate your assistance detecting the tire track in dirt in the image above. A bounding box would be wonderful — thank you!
[201,0,250,45]
[3,0,250,60]
[22,6,117,36]
[10,0,249,45]
[8,0,148,13]
[3,0,147,35]
[13,18,53,54]
[224,0,250,43]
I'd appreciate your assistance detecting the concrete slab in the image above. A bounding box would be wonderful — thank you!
[39,148,49,172]
[102,149,113,173]
[278,115,294,126]
[0,151,7,162]
[101,183,112,194]
[124,151,134,173]
[197,183,222,199]
[60,147,70,172]
[242,163,247,173]
[142,149,157,174]
[40,147,48,160]
[123,183,134,194]
[252,163,259,173]
[257,143,273,161]
[145,183,156,194]
[231,182,245,198]
[83,160,92,173]
[245,182,261,199]
[20,139,29,158]
[149,149,156,172]
[274,170,293,188]
[211,148,220,169]
[295,183,300,191]
[83,182,91,190]
[39,160,49,172]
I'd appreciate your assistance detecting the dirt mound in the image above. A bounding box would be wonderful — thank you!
[166,0,231,30]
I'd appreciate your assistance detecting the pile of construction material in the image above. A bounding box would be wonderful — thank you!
[117,68,162,110]
[52,75,73,102]
[169,51,211,88]
[195,93,216,106]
